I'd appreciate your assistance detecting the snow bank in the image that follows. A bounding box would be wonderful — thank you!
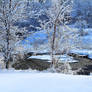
[29,55,77,62]
[0,71,92,92]
[71,49,92,59]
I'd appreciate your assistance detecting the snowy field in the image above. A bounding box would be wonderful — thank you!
[0,70,92,92]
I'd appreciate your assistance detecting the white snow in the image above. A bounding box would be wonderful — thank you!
[71,49,92,59]
[0,70,92,92]
[29,55,77,62]
[29,55,51,61]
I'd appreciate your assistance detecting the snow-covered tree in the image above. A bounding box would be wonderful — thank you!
[43,0,73,67]
[72,0,92,27]
[0,0,30,69]
[42,0,81,71]
[74,17,88,36]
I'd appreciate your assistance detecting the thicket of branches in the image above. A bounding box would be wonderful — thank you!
[0,0,82,71]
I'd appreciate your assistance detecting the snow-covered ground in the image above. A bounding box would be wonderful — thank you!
[71,49,92,59]
[29,55,77,62]
[0,70,92,92]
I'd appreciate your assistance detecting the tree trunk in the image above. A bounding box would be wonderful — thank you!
[51,22,57,67]
[5,0,12,69]
[5,28,10,69]
[6,61,10,69]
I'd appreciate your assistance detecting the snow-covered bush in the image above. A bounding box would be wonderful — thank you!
[48,62,73,74]
[0,53,5,69]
